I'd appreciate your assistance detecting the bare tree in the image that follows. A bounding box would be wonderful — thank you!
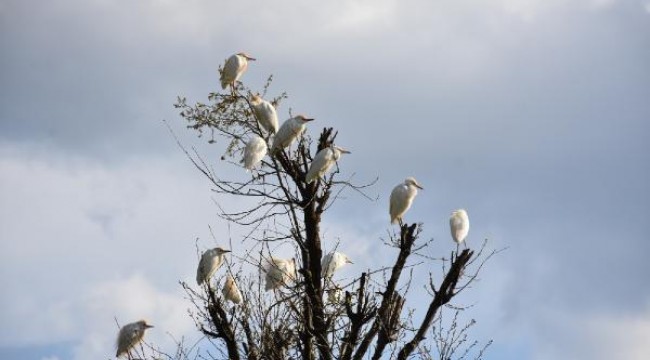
[163,65,495,360]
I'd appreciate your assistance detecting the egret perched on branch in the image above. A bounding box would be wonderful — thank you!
[450,209,470,250]
[223,275,243,304]
[271,115,314,152]
[264,257,296,291]
[115,320,153,358]
[196,247,231,286]
[306,145,350,184]
[220,52,255,90]
[243,135,268,170]
[321,251,353,278]
[250,94,278,134]
[389,177,423,225]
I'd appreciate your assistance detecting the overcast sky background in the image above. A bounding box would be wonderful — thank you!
[1,0,649,359]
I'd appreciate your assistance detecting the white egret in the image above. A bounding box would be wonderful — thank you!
[250,94,278,134]
[450,209,470,249]
[271,115,314,152]
[196,247,231,286]
[389,177,424,225]
[243,135,268,170]
[321,251,353,278]
[220,52,255,90]
[223,275,243,304]
[306,145,350,184]
[116,320,153,358]
[264,257,296,291]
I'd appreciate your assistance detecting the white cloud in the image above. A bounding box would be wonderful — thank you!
[588,0,617,9]
[0,142,219,351]
[527,305,650,360]
[582,306,650,360]
[72,273,195,360]
[492,0,619,20]
[1,0,615,87]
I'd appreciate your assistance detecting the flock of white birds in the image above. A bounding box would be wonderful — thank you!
[114,52,471,358]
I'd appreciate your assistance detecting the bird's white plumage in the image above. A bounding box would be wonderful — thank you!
[271,115,313,152]
[449,209,470,244]
[264,257,296,291]
[250,95,278,134]
[220,52,255,90]
[327,288,343,303]
[223,275,243,304]
[243,135,268,170]
[196,247,230,285]
[321,251,353,278]
[389,177,423,224]
[306,145,350,183]
[116,320,153,358]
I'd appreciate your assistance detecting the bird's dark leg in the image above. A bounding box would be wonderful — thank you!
[207,280,214,297]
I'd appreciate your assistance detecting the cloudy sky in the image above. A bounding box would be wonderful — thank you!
[1,0,649,359]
